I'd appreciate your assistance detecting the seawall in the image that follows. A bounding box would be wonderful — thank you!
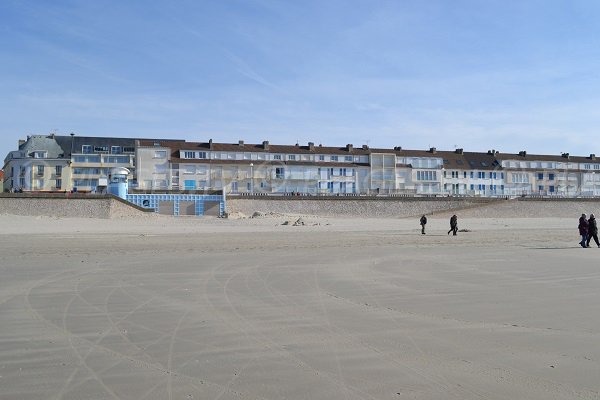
[0,194,153,219]
[226,196,504,218]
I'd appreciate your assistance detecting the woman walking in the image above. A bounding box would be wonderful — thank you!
[578,213,589,248]
[587,213,600,248]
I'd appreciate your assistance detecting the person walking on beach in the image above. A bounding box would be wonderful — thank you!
[578,213,589,248]
[448,214,458,236]
[587,213,600,248]
[420,215,427,235]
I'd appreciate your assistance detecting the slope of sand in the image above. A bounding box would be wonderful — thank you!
[0,213,599,400]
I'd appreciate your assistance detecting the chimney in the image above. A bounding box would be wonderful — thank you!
[394,146,402,151]
[455,148,464,154]
[346,143,353,152]
[238,140,244,147]
[429,147,437,154]
[263,140,270,151]
[18,139,26,147]
[519,150,527,157]
[308,142,315,151]
[362,144,369,150]
[591,153,596,160]
[561,152,570,159]
[209,139,214,150]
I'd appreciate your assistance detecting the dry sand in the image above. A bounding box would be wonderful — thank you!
[0,212,599,399]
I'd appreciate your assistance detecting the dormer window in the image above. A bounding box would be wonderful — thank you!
[32,151,47,159]
[94,146,109,153]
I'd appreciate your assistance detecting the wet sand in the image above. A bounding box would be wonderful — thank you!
[0,215,599,399]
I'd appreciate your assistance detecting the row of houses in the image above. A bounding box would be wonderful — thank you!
[4,134,600,197]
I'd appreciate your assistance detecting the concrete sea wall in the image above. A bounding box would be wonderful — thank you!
[226,197,503,218]
[0,195,152,219]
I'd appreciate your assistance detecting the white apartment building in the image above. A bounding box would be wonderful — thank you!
[6,135,600,198]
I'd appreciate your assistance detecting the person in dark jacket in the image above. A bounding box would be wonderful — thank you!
[586,213,600,247]
[578,213,589,248]
[448,214,458,236]
[420,215,427,234]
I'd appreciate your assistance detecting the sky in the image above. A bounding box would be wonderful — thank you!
[2,0,600,161]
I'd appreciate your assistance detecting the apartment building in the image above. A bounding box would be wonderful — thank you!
[136,140,371,195]
[496,151,600,196]
[3,135,137,192]
[5,134,600,198]
[3,135,70,192]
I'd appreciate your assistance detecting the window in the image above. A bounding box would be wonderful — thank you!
[33,151,47,159]
[94,146,109,153]
[463,171,467,178]
[501,172,504,179]
[273,154,282,160]
[538,185,544,191]
[470,171,474,178]
[183,151,195,159]
[470,184,474,190]
[111,146,122,154]
[154,150,167,159]
[416,171,436,181]
[275,167,285,179]
[288,155,296,161]
[443,170,447,178]
[123,146,135,153]
[585,164,591,170]
[184,180,196,190]
[595,164,600,170]
[36,179,44,189]
[36,165,44,176]
[331,156,339,161]
[183,165,195,174]
[443,159,449,165]
[339,168,347,176]
[73,155,101,163]
[319,155,325,161]
[478,172,485,179]
[549,173,555,181]
[82,145,92,154]
[104,155,130,163]
[538,173,544,180]
[344,156,352,161]
[481,162,488,167]
[55,166,62,176]
[549,185,555,193]
[56,179,62,189]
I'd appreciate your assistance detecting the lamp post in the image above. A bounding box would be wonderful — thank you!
[249,163,254,194]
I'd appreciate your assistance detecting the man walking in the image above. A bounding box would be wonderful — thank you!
[448,214,458,236]
[578,213,589,248]
[587,213,600,248]
[420,214,427,235]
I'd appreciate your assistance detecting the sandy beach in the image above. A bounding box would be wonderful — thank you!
[1,213,599,399]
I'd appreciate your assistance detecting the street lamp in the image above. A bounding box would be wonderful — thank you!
[249,163,254,194]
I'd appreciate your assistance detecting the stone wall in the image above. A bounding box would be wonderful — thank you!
[0,195,152,219]
[226,197,503,218]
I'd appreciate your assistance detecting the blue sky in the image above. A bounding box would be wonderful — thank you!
[2,0,600,160]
